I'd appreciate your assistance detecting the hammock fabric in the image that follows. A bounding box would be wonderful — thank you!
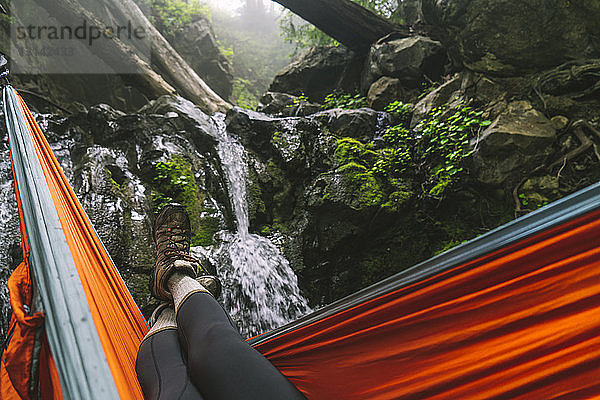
[1,86,148,399]
[1,84,600,399]
[252,209,600,399]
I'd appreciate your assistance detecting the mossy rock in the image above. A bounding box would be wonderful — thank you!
[151,155,208,245]
[334,138,379,167]
[320,163,387,211]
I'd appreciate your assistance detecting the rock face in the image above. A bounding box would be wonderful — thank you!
[163,16,234,100]
[471,101,558,185]
[362,35,446,91]
[269,46,362,102]
[422,0,600,75]
[257,92,322,117]
[367,77,405,110]
[312,108,382,142]
[411,74,462,127]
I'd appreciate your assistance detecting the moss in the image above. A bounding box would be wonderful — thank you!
[247,168,266,225]
[267,161,295,223]
[152,155,206,244]
[334,138,379,167]
[382,190,412,211]
[192,215,220,246]
[329,162,386,209]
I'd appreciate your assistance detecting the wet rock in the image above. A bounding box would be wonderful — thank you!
[362,35,446,91]
[411,74,462,127]
[226,107,330,174]
[521,176,561,206]
[269,46,359,102]
[471,100,557,185]
[423,0,600,75]
[312,108,380,142]
[311,165,387,211]
[257,92,322,117]
[367,77,405,110]
[163,15,234,100]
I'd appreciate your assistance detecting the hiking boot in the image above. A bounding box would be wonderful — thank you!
[151,204,221,301]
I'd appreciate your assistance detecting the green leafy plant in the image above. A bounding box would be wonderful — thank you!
[286,93,311,109]
[279,13,339,55]
[373,100,491,198]
[385,101,412,117]
[322,92,367,110]
[149,0,210,32]
[233,78,258,110]
[152,156,215,245]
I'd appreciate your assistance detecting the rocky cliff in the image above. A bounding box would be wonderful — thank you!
[1,0,599,340]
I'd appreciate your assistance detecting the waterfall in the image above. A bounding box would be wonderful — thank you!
[194,115,311,338]
[0,140,19,341]
[0,103,311,340]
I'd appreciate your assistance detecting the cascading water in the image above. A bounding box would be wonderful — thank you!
[0,98,311,341]
[194,115,311,338]
[0,137,19,341]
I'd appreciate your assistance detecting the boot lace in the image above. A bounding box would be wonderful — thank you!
[155,225,199,266]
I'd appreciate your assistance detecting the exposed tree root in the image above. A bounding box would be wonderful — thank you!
[533,59,600,109]
[513,119,600,214]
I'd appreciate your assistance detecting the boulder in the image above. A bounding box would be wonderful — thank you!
[410,74,462,127]
[422,0,600,75]
[471,100,557,185]
[367,77,405,110]
[362,35,446,91]
[165,15,234,100]
[312,108,380,142]
[396,0,424,25]
[257,92,322,117]
[521,176,561,206]
[269,46,361,102]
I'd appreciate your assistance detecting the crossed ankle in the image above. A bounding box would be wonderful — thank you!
[145,306,177,339]
[168,273,212,313]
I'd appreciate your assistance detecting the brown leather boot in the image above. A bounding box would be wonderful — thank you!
[151,204,221,301]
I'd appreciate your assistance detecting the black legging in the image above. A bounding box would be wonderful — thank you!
[136,292,306,400]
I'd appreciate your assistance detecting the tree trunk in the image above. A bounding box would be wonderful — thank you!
[29,0,175,101]
[273,0,404,52]
[105,0,231,114]
[32,0,230,114]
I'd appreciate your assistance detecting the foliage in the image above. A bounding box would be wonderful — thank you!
[417,81,436,100]
[151,155,212,245]
[232,78,258,110]
[218,41,234,64]
[286,93,310,109]
[373,101,491,197]
[147,0,210,32]
[279,0,400,53]
[385,100,412,119]
[279,13,338,55]
[331,138,410,211]
[322,92,368,110]
[332,99,490,201]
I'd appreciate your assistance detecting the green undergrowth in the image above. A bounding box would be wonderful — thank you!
[148,0,211,32]
[330,99,491,208]
[322,92,367,110]
[151,155,218,246]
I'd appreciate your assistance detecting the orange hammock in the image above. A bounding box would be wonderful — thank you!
[2,85,600,399]
[1,87,147,399]
[252,210,600,399]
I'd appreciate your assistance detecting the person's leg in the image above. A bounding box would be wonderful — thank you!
[169,273,307,400]
[135,306,204,400]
